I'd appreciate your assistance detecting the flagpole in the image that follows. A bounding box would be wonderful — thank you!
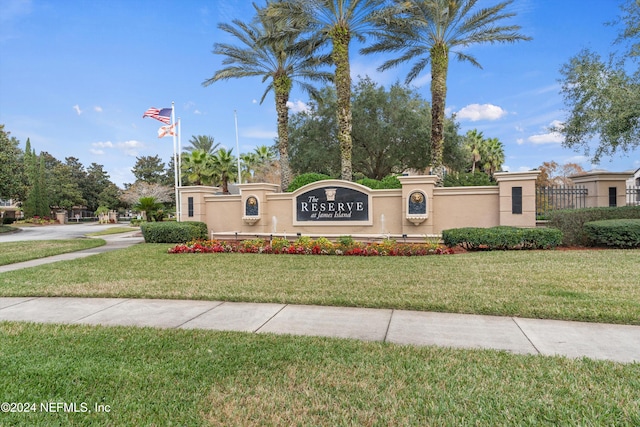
[235,110,241,184]
[178,118,182,187]
[171,101,180,222]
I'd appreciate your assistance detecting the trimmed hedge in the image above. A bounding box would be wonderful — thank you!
[442,226,563,250]
[547,206,640,246]
[286,173,332,192]
[584,219,640,248]
[141,221,208,243]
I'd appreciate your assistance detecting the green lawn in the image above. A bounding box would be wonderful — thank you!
[0,322,638,426]
[0,244,638,324]
[85,226,139,236]
[0,239,105,266]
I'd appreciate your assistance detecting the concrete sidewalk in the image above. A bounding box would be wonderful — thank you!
[0,296,638,364]
[1,231,638,364]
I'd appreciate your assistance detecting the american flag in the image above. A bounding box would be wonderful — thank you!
[142,107,171,124]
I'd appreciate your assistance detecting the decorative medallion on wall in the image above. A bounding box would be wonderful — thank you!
[242,196,260,225]
[408,191,426,214]
[245,196,259,216]
[407,190,428,225]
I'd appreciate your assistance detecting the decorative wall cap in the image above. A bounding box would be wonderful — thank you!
[494,171,540,182]
[570,171,633,182]
[397,175,439,185]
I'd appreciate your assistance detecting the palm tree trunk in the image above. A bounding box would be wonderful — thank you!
[430,42,449,181]
[332,25,353,182]
[274,74,292,191]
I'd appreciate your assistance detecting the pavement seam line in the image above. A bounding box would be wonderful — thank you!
[383,309,395,343]
[0,297,39,311]
[72,298,132,324]
[254,304,288,333]
[174,301,225,329]
[511,317,541,355]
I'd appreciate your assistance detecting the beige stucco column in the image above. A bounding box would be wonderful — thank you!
[178,186,219,223]
[398,175,439,235]
[494,171,540,227]
[237,183,280,234]
[570,171,632,208]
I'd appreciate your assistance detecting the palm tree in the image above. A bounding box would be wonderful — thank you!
[364,0,530,180]
[464,129,484,173]
[268,0,386,182]
[481,137,505,178]
[183,135,219,155]
[133,196,163,222]
[203,2,331,191]
[181,150,215,186]
[211,148,238,194]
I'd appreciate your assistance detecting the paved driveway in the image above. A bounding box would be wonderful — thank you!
[0,223,126,242]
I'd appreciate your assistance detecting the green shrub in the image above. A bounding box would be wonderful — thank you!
[584,219,640,248]
[2,217,16,225]
[442,226,562,250]
[141,221,208,243]
[357,175,402,189]
[287,173,332,192]
[547,206,640,246]
[443,171,495,187]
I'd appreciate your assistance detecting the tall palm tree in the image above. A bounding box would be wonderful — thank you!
[464,129,484,173]
[481,137,505,178]
[268,0,386,182]
[211,148,238,194]
[181,150,215,186]
[183,135,219,155]
[203,2,332,191]
[364,0,530,180]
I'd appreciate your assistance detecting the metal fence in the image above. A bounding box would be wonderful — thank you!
[536,185,588,218]
[628,186,640,206]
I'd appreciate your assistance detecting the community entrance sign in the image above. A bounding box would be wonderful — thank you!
[296,186,369,222]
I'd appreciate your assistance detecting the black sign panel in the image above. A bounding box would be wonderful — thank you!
[296,186,369,221]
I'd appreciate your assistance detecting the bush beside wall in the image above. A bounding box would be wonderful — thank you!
[584,219,640,248]
[141,221,208,243]
[546,206,640,246]
[442,226,563,250]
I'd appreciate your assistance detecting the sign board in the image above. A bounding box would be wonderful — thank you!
[296,186,369,222]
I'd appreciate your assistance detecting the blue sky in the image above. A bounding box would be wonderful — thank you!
[1,0,638,187]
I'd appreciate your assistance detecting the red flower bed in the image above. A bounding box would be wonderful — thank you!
[168,237,454,257]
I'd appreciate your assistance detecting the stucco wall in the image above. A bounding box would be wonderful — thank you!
[179,171,541,240]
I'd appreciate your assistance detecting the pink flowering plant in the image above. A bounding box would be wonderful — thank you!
[168,236,453,256]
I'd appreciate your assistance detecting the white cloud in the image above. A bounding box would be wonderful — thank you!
[193,109,202,115]
[516,138,524,145]
[456,104,507,122]
[518,166,532,172]
[252,99,258,104]
[92,141,113,148]
[515,125,524,132]
[527,120,564,144]
[91,140,144,156]
[286,100,310,114]
[94,106,103,113]
[527,132,563,144]
[117,140,145,156]
[73,104,82,115]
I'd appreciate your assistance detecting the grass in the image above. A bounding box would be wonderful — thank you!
[0,239,105,266]
[85,226,139,236]
[0,244,638,324]
[0,225,18,234]
[0,322,638,426]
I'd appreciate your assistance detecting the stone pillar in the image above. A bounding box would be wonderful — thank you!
[570,171,632,208]
[238,183,280,233]
[178,186,219,223]
[398,175,439,235]
[495,171,540,227]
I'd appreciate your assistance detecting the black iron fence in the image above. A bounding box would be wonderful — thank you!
[628,186,640,206]
[536,185,587,218]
